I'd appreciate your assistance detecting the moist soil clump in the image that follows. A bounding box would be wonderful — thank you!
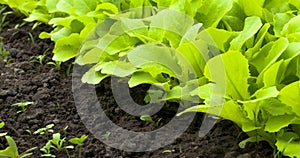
[0,14,275,157]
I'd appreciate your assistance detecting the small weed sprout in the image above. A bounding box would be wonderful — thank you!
[140,115,163,126]
[162,149,175,153]
[14,21,27,29]
[0,5,10,32]
[101,132,110,140]
[66,62,75,76]
[0,37,13,63]
[32,21,42,30]
[60,126,68,138]
[31,48,49,64]
[33,124,54,139]
[27,32,35,43]
[25,129,32,135]
[179,144,183,153]
[69,134,88,158]
[0,121,7,137]
[0,43,10,62]
[155,118,163,126]
[11,101,34,113]
[47,61,61,71]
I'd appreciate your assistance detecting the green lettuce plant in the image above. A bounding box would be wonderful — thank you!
[77,1,300,157]
[1,0,300,157]
[0,0,119,62]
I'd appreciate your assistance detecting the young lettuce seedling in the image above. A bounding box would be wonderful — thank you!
[33,124,54,139]
[47,61,61,71]
[0,136,37,158]
[11,101,34,113]
[40,141,56,157]
[49,133,74,158]
[69,134,88,158]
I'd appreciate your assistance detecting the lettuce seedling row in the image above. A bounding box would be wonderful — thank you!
[0,0,299,157]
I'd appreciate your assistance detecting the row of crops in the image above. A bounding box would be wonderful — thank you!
[0,0,299,157]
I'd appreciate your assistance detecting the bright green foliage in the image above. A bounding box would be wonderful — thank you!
[69,134,88,145]
[175,0,300,155]
[0,136,20,158]
[204,51,250,101]
[276,132,300,157]
[69,135,88,158]
[1,0,300,157]
[0,121,7,137]
[279,81,300,116]
[0,0,119,62]
[140,115,154,123]
[41,133,74,158]
[33,124,55,139]
[0,136,37,158]
[49,133,74,151]
[11,101,34,113]
[40,141,55,157]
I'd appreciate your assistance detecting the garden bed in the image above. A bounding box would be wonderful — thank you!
[0,13,276,157]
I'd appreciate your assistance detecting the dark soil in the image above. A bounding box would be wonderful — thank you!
[0,13,275,157]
